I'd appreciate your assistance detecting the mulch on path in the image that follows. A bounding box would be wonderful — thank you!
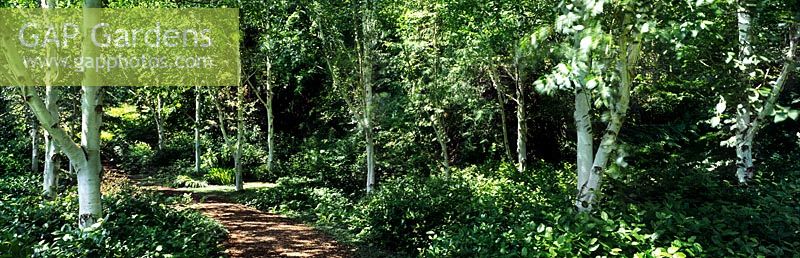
[155,188,353,258]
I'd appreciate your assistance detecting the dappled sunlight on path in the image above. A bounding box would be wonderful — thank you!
[138,181,352,258]
[191,199,351,257]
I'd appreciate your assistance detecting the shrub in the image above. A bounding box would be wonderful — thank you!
[170,175,208,188]
[115,141,154,173]
[0,179,227,258]
[0,150,25,177]
[204,167,234,185]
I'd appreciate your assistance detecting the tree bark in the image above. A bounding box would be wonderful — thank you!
[253,57,275,173]
[76,0,105,227]
[361,0,377,193]
[574,86,594,210]
[41,0,60,199]
[514,62,527,173]
[43,86,61,199]
[266,84,274,172]
[195,86,201,175]
[734,4,754,183]
[30,115,39,174]
[433,115,450,174]
[734,21,798,183]
[489,69,514,163]
[154,94,164,151]
[576,18,641,212]
[235,85,244,191]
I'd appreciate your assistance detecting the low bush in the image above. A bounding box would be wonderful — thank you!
[0,176,227,258]
[114,141,154,174]
[236,162,800,257]
[170,175,209,188]
[204,167,234,185]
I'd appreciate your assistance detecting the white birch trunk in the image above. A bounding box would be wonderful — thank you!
[6,0,104,227]
[235,85,244,191]
[515,64,527,173]
[155,95,164,150]
[734,22,798,183]
[195,86,201,174]
[734,104,753,183]
[734,6,754,183]
[43,86,61,199]
[267,86,274,172]
[361,0,377,193]
[433,113,450,174]
[76,0,104,227]
[364,74,376,193]
[574,86,594,210]
[577,23,641,212]
[31,117,39,174]
[489,68,514,162]
[41,0,60,199]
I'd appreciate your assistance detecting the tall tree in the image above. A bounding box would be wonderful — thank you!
[314,0,380,193]
[42,0,62,199]
[4,0,106,227]
[731,2,799,184]
[195,86,201,175]
[535,0,650,211]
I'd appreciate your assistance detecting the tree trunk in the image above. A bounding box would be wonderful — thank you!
[4,2,105,226]
[195,86,201,174]
[734,5,754,184]
[365,118,375,193]
[76,0,105,228]
[30,115,39,174]
[433,115,450,174]
[574,86,594,210]
[235,85,244,191]
[515,63,527,173]
[576,20,641,212]
[155,95,164,151]
[364,74,376,193]
[361,0,377,193]
[734,23,798,183]
[489,68,514,162]
[43,86,61,199]
[41,0,60,199]
[266,86,274,173]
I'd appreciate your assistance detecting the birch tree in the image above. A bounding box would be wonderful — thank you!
[314,0,380,193]
[1,0,106,228]
[535,0,650,211]
[195,86,201,175]
[42,0,62,198]
[729,3,799,184]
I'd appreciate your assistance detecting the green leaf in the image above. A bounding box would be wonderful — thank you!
[774,113,788,123]
[668,246,679,254]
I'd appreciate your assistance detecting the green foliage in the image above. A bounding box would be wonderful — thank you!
[151,133,195,166]
[0,177,226,258]
[204,167,234,185]
[114,141,154,174]
[170,175,208,188]
[237,161,800,257]
[0,149,26,178]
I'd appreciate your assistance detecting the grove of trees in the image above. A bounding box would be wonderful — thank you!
[1,0,799,257]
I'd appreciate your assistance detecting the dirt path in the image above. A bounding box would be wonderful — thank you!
[148,185,352,258]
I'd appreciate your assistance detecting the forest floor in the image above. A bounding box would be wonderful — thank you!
[129,175,353,258]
